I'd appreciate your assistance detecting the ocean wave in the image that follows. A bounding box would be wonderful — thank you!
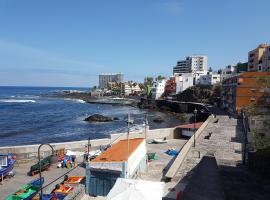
[0,99,36,103]
[64,98,86,103]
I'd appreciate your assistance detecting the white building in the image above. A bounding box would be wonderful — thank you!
[194,70,208,84]
[220,65,237,81]
[152,79,166,99]
[124,83,132,95]
[175,73,194,93]
[197,73,220,85]
[123,83,142,95]
[173,55,208,75]
[211,74,221,85]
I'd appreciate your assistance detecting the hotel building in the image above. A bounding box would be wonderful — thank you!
[173,55,208,75]
[99,73,123,89]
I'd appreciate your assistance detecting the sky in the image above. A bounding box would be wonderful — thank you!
[0,0,270,87]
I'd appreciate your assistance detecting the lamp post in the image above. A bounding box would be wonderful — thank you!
[144,114,148,140]
[38,143,55,199]
[193,108,198,147]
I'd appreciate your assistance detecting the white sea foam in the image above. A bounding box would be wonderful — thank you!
[64,98,86,103]
[0,99,36,103]
[75,99,86,103]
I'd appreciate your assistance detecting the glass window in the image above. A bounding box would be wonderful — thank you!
[0,155,8,166]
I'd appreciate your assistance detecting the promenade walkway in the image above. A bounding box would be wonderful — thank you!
[164,108,245,199]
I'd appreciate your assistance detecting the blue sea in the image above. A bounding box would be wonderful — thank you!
[0,86,182,147]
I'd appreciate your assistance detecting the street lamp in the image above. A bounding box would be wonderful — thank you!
[126,113,133,178]
[38,143,56,199]
[193,108,198,147]
[144,114,148,140]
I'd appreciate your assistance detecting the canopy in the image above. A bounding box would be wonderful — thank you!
[106,178,165,200]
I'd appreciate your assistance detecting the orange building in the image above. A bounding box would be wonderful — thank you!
[221,72,270,114]
[165,77,176,94]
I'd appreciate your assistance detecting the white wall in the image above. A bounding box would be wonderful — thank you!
[126,140,147,178]
[221,65,236,81]
[175,73,194,93]
[211,74,221,84]
[152,79,166,99]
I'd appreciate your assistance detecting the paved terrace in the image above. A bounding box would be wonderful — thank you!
[0,156,85,199]
[164,112,245,199]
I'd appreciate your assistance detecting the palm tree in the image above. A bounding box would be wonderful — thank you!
[156,75,166,81]
[145,77,153,86]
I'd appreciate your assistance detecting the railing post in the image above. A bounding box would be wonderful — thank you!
[38,143,55,199]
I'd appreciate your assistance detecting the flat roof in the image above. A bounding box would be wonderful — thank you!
[92,138,145,162]
[175,122,204,129]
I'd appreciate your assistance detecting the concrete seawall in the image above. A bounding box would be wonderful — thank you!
[165,116,212,179]
[0,127,175,160]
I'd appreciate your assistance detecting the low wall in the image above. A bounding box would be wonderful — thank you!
[165,116,212,179]
[0,138,110,160]
[0,127,174,160]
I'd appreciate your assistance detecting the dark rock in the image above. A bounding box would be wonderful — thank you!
[84,114,113,122]
[113,117,120,120]
[153,116,164,123]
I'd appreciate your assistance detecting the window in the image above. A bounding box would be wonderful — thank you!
[0,155,8,167]
[250,88,256,93]
[250,97,256,102]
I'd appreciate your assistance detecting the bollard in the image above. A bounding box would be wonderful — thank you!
[176,191,183,200]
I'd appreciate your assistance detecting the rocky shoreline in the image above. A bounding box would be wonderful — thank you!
[53,91,200,124]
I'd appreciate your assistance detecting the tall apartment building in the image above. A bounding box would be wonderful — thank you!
[248,44,270,72]
[99,73,123,89]
[173,55,208,74]
[221,72,270,114]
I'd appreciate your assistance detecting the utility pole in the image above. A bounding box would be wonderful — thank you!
[127,113,130,158]
[126,113,131,178]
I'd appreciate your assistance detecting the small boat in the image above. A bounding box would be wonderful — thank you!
[63,175,84,186]
[5,177,44,200]
[52,184,73,195]
[0,154,16,180]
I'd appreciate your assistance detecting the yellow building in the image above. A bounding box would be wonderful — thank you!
[248,44,270,72]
